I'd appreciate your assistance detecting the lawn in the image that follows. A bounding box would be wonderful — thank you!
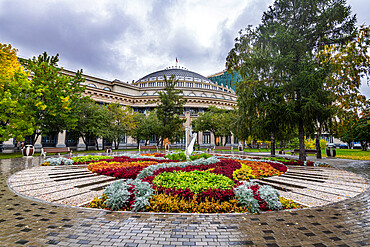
[330,149,370,160]
[242,148,370,160]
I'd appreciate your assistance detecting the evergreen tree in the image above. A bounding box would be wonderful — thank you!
[155,75,187,146]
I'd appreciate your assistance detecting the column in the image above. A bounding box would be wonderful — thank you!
[56,130,67,148]
[198,131,203,145]
[97,138,103,150]
[2,138,15,153]
[126,136,136,149]
[77,137,86,151]
[211,133,215,146]
[34,135,42,150]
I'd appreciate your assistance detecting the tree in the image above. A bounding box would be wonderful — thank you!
[133,111,162,148]
[70,100,111,150]
[106,103,139,149]
[0,43,35,142]
[155,75,187,145]
[320,26,370,139]
[192,106,234,146]
[21,52,86,145]
[227,0,356,161]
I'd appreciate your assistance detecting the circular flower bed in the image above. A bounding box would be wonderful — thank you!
[86,154,302,213]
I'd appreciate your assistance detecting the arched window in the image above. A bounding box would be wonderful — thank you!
[188,92,196,96]
[87,83,97,88]
[201,93,207,97]
[211,95,216,98]
[153,92,159,96]
[142,92,148,96]
[103,87,111,91]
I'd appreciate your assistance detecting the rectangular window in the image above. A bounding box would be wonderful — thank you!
[148,82,155,87]
[234,136,238,144]
[186,82,193,87]
[195,83,202,88]
[157,82,164,87]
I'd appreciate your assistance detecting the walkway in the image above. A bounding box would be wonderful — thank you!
[0,155,369,246]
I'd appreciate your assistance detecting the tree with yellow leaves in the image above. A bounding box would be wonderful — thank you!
[0,43,35,142]
[322,26,370,140]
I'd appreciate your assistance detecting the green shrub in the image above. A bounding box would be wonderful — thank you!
[258,185,282,210]
[234,183,260,214]
[153,170,235,193]
[41,157,73,166]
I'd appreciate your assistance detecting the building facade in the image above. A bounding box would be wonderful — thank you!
[1,66,238,152]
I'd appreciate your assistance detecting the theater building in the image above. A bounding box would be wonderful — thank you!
[1,66,238,153]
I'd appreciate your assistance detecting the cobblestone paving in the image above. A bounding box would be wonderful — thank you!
[0,155,369,246]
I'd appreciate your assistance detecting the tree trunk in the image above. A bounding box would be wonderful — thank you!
[136,139,140,149]
[316,128,322,159]
[298,119,306,161]
[82,136,89,151]
[270,132,276,157]
[94,138,99,151]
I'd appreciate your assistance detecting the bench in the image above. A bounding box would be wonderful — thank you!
[213,146,233,154]
[41,147,72,157]
[291,149,317,156]
[139,145,158,153]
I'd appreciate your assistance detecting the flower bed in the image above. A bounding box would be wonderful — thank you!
[87,155,298,213]
[261,157,330,167]
[88,156,179,179]
[140,153,165,158]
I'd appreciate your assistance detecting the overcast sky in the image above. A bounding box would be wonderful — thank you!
[1,0,369,97]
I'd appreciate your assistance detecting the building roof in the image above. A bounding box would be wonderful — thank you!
[136,67,211,83]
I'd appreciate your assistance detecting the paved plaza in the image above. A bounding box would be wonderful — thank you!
[0,154,369,246]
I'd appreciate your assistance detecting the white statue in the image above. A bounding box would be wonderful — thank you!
[185,133,197,158]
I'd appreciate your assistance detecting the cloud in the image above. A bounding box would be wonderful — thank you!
[0,0,140,78]
[0,0,369,99]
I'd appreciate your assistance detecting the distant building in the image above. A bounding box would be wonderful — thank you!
[207,70,241,91]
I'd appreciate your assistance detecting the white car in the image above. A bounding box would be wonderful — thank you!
[353,143,362,149]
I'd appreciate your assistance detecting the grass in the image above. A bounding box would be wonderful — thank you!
[331,149,370,160]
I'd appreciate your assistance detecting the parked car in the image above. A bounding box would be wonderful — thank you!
[327,143,336,148]
[339,143,349,149]
[353,143,362,149]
